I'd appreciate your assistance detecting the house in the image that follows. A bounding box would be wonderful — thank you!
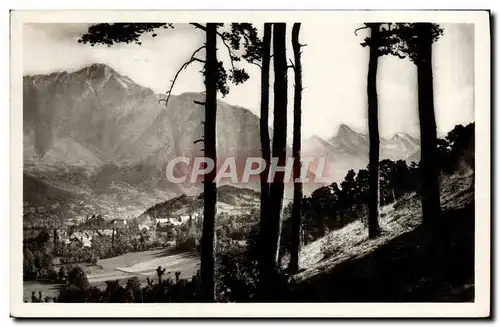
[68,216,85,225]
[180,215,191,224]
[155,217,183,227]
[69,231,92,248]
[110,219,128,228]
[138,224,150,231]
[97,229,114,237]
[155,218,171,225]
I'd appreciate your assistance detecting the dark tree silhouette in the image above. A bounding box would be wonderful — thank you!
[222,23,272,284]
[79,22,253,302]
[156,265,166,284]
[258,24,272,271]
[385,23,444,226]
[359,23,444,227]
[365,23,382,238]
[357,22,399,238]
[413,23,443,226]
[289,22,304,273]
[200,22,218,302]
[259,23,288,300]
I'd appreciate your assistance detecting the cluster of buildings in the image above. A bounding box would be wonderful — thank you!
[152,211,202,227]
[56,229,115,248]
[25,208,205,251]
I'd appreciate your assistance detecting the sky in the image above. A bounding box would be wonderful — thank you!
[23,23,474,140]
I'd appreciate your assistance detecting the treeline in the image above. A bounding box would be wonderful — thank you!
[281,122,474,249]
[32,265,200,303]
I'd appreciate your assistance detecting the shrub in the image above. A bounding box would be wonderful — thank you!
[216,240,259,302]
[176,233,199,252]
[320,230,341,259]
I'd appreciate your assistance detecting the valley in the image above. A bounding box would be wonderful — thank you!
[23,63,421,226]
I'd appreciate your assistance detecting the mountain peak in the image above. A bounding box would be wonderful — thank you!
[305,135,331,147]
[76,63,117,79]
[392,132,407,139]
[391,132,419,143]
[309,134,324,141]
[336,124,359,137]
[89,63,113,71]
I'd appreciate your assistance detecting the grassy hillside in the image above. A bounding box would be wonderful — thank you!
[284,172,474,302]
[137,185,260,223]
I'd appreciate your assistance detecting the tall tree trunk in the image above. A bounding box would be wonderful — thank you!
[367,23,381,239]
[200,23,218,302]
[260,22,287,300]
[289,23,303,273]
[416,23,441,227]
[258,23,272,273]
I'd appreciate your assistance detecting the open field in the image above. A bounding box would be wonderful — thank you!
[23,247,199,301]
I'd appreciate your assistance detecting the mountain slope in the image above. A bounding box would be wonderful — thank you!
[24,63,169,164]
[23,64,267,222]
[136,185,260,225]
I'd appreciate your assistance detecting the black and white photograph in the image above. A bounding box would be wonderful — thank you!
[9,10,491,318]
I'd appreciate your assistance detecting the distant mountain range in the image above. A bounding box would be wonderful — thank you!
[23,63,421,224]
[302,124,420,182]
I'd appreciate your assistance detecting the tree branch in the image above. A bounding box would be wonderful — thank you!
[354,25,369,36]
[192,57,205,64]
[217,31,236,72]
[159,45,206,108]
[248,61,262,69]
[190,23,207,31]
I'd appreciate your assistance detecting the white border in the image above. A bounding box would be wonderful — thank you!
[9,10,491,318]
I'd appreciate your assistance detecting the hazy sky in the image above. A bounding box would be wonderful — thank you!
[23,23,474,140]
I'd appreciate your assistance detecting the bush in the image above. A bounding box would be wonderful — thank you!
[321,230,341,259]
[176,233,199,252]
[216,240,259,302]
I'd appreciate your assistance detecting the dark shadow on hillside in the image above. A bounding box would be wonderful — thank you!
[150,247,199,260]
[285,203,475,302]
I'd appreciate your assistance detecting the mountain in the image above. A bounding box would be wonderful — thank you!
[303,125,421,183]
[24,63,168,165]
[23,64,267,223]
[23,63,420,224]
[382,132,420,161]
[328,124,370,156]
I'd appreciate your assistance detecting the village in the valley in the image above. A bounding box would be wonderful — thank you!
[22,199,209,291]
[22,185,259,302]
[24,204,205,250]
